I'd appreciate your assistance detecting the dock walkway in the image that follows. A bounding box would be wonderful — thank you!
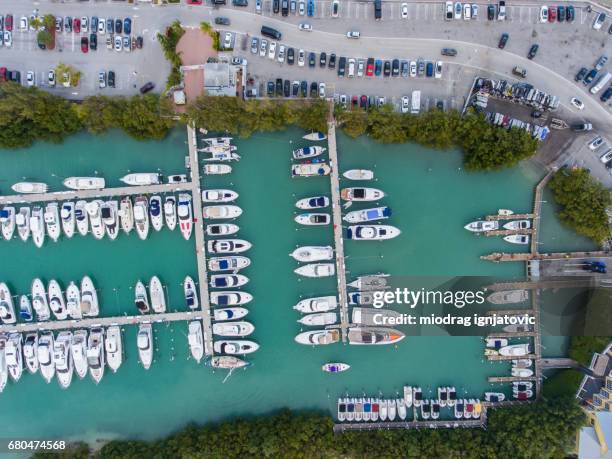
[333,418,485,432]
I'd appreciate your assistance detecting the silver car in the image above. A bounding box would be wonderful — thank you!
[114,35,122,51]
[259,39,267,57]
[123,35,131,52]
[250,37,258,54]
[98,18,106,34]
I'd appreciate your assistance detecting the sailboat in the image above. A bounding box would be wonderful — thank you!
[29,207,45,248]
[206,356,251,369]
[101,201,119,240]
[120,173,161,186]
[87,327,105,384]
[44,203,61,242]
[137,323,153,369]
[48,279,69,320]
[134,281,150,314]
[37,331,55,383]
[290,246,333,262]
[184,276,199,310]
[66,281,82,319]
[177,193,193,240]
[16,207,30,242]
[149,276,166,313]
[0,283,16,324]
[164,196,177,230]
[71,330,88,379]
[119,197,134,234]
[74,201,89,236]
[60,202,76,238]
[23,333,38,374]
[149,195,164,232]
[133,196,149,241]
[54,331,73,389]
[105,326,123,372]
[63,176,105,190]
[86,200,105,240]
[0,207,15,241]
[188,321,204,363]
[31,278,51,321]
[80,275,99,317]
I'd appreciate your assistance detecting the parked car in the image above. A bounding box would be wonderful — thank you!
[328,53,336,69]
[346,30,360,39]
[319,52,326,67]
[572,123,593,132]
[140,82,155,94]
[73,18,81,33]
[19,16,28,32]
[98,18,105,34]
[108,70,115,88]
[557,6,565,22]
[115,19,122,34]
[366,58,374,76]
[595,55,608,71]
[308,52,316,67]
[445,1,454,20]
[80,36,88,53]
[90,33,97,50]
[284,79,290,97]
[600,149,612,163]
[601,87,612,102]
[566,5,575,21]
[584,69,598,85]
[48,70,56,87]
[527,44,538,60]
[234,0,249,6]
[575,67,588,82]
[250,37,258,54]
[539,5,548,22]
[409,60,417,77]
[26,71,35,87]
[5,15,13,32]
[81,16,89,33]
[383,60,391,76]
[498,33,509,49]
[98,71,106,89]
[441,48,457,56]
[123,36,131,52]
[91,17,98,31]
[593,12,606,30]
[318,82,325,98]
[338,56,346,76]
[310,82,318,97]
[106,18,113,34]
[426,62,434,77]
[298,49,305,66]
[375,59,383,76]
[435,61,443,78]
[114,35,122,51]
[487,4,496,20]
[300,80,307,97]
[331,0,340,17]
[401,96,410,113]
[588,136,604,150]
[512,66,527,78]
[357,59,365,77]
[3,31,12,48]
[287,47,295,64]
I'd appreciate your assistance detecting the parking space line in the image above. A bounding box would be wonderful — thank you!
[432,4,437,20]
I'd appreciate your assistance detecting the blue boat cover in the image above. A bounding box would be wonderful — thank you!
[346,228,354,239]
[150,199,160,216]
[186,294,195,307]
[0,210,8,218]
[218,260,229,269]
[215,278,228,287]
[365,209,379,220]
[218,295,229,305]
[382,207,392,217]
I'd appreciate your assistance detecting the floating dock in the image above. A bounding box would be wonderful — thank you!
[333,418,486,432]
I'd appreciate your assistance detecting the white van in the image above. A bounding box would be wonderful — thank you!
[348,58,356,77]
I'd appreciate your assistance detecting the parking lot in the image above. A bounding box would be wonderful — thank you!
[535,256,611,277]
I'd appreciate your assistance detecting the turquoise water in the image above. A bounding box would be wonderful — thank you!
[0,128,593,441]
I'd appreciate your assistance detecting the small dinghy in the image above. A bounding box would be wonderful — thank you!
[295,329,340,345]
[340,187,385,202]
[346,225,401,241]
[202,189,239,203]
[503,220,531,230]
[210,274,249,288]
[134,280,150,314]
[322,362,350,373]
[75,201,89,236]
[203,205,242,220]
[293,296,337,313]
[0,207,15,241]
[184,276,199,310]
[464,220,499,232]
[44,203,61,242]
[208,256,251,272]
[60,202,76,238]
[294,263,335,278]
[295,196,329,210]
[206,223,239,237]
[343,169,374,181]
[207,239,252,254]
[298,312,337,326]
[504,234,530,245]
[213,340,259,355]
[294,213,330,226]
[343,206,391,223]
[206,355,251,369]
[291,163,331,177]
[210,291,253,306]
[63,177,105,190]
[188,321,204,363]
[212,321,255,337]
[12,182,48,194]
[16,207,30,242]
[177,194,193,241]
[149,276,166,313]
[120,173,161,186]
[213,307,249,321]
[164,196,177,231]
[133,196,149,241]
[292,145,326,160]
[119,197,134,234]
[203,164,232,175]
[303,132,327,141]
[290,246,333,262]
[149,195,164,232]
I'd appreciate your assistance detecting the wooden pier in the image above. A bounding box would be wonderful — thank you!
[487,353,537,361]
[333,418,485,432]
[488,375,537,383]
[483,229,534,237]
[485,213,535,222]
[486,331,536,338]
[327,117,349,343]
[485,309,534,316]
[484,279,596,291]
[482,250,612,263]
[539,358,581,370]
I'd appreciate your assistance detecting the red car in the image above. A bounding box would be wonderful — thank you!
[0,67,6,82]
[187,0,203,3]
[351,95,358,107]
[360,95,367,109]
[73,18,81,33]
[366,58,374,77]
[5,15,12,31]
[80,36,88,53]
[548,6,556,22]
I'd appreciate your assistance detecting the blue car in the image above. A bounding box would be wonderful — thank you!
[426,62,434,77]
[374,59,382,76]
[124,18,132,35]
[307,0,315,17]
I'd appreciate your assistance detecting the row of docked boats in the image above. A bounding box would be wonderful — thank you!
[0,193,193,247]
[464,210,533,245]
[200,137,237,175]
[291,133,331,178]
[0,277,98,324]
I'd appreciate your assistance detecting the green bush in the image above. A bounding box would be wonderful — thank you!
[157,20,185,89]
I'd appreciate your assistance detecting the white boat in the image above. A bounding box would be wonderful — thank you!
[485,392,506,402]
[87,328,105,383]
[504,234,530,245]
[292,145,326,160]
[37,331,55,383]
[86,200,105,240]
[74,201,89,236]
[348,327,405,345]
[60,202,75,238]
[206,356,250,369]
[206,223,239,237]
[101,201,119,240]
[346,225,401,241]
[136,324,153,370]
[380,399,388,421]
[302,132,327,141]
[207,239,252,254]
[203,136,233,146]
[5,334,22,382]
[499,343,530,357]
[164,196,177,231]
[348,291,375,306]
[0,207,15,241]
[149,276,166,313]
[133,196,150,241]
[203,150,240,162]
[455,399,464,419]
[293,296,337,313]
[202,189,239,203]
[448,386,457,407]
[213,307,249,321]
[202,205,242,220]
[322,362,350,373]
[44,203,61,242]
[31,278,51,321]
[464,399,474,419]
[343,169,374,181]
[512,368,534,377]
[397,398,407,420]
[48,279,68,320]
[30,207,45,248]
[413,387,423,407]
[347,274,389,290]
[503,220,531,230]
[298,312,337,326]
[513,389,533,398]
[203,164,232,175]
[498,209,514,216]
[295,196,330,209]
[487,289,529,304]
[295,329,340,345]
[294,213,330,226]
[18,295,32,322]
[421,399,430,420]
[290,246,333,262]
[438,387,448,407]
[404,385,413,408]
[23,333,38,374]
[338,399,347,422]
[134,280,150,314]
[351,308,402,326]
[177,194,193,240]
[340,187,384,202]
[464,220,499,232]
[80,276,99,317]
[54,331,73,389]
[188,321,204,363]
[149,195,164,232]
[213,340,259,355]
[210,291,253,306]
[208,256,251,272]
[0,283,16,324]
[294,263,335,278]
[119,197,134,234]
[431,400,441,420]
[512,359,533,368]
[344,206,391,223]
[12,182,48,194]
[184,276,199,310]
[210,274,249,288]
[71,330,88,379]
[63,177,105,190]
[291,163,331,177]
[485,338,508,349]
[362,398,372,422]
[105,326,122,373]
[504,323,533,333]
[199,143,237,153]
[120,173,161,186]
[387,399,397,421]
[212,321,255,337]
[16,207,30,242]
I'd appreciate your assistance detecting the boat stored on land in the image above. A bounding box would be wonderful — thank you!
[291,163,331,177]
[343,169,374,181]
[347,327,405,345]
[208,256,251,272]
[293,296,337,313]
[207,239,252,254]
[12,182,48,194]
[202,189,239,203]
[120,173,161,186]
[293,145,326,160]
[294,263,335,278]
[295,196,330,209]
[63,177,105,190]
[295,213,330,226]
[188,321,204,363]
[340,188,385,202]
[346,225,401,241]
[344,206,391,223]
[295,329,340,345]
[464,220,499,232]
[290,246,333,262]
